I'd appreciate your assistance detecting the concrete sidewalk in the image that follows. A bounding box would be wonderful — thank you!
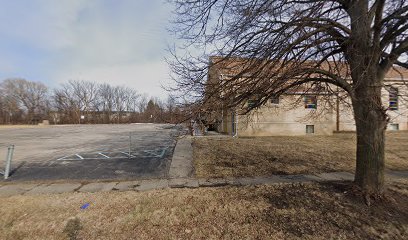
[1,170,407,197]
[168,136,194,178]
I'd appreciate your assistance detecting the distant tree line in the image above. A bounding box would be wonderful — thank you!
[0,78,182,125]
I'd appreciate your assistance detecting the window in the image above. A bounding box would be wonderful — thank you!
[389,87,398,110]
[306,125,314,134]
[270,96,279,104]
[390,123,399,131]
[247,100,256,108]
[247,99,258,109]
[304,96,317,109]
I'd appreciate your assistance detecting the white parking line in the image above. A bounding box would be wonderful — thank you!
[143,146,168,157]
[98,152,110,158]
[120,151,135,158]
[57,156,68,161]
[56,147,170,161]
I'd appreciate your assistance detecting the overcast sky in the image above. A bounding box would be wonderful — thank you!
[0,0,175,98]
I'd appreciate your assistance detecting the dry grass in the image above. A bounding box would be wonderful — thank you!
[193,131,408,178]
[0,125,48,130]
[0,181,407,239]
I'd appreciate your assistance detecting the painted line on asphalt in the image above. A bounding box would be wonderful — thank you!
[120,151,136,158]
[98,152,110,159]
[56,147,169,161]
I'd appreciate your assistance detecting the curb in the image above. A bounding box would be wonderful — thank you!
[168,136,194,179]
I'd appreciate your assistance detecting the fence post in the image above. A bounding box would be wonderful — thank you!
[4,145,14,179]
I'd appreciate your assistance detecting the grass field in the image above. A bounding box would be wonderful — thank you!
[193,131,408,178]
[1,180,407,240]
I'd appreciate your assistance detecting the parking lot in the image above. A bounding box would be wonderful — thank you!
[0,124,181,181]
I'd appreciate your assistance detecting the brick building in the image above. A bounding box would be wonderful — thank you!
[207,57,408,136]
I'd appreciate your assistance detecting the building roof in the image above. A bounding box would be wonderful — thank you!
[209,56,408,81]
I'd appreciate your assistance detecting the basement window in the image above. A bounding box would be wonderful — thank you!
[389,87,398,110]
[304,96,317,109]
[247,99,258,109]
[270,96,280,105]
[390,123,399,131]
[306,125,315,134]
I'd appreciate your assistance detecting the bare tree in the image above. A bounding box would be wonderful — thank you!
[53,84,78,124]
[164,95,178,123]
[112,86,129,123]
[144,98,164,123]
[70,80,98,123]
[1,78,49,124]
[0,87,8,124]
[98,83,115,123]
[126,89,141,112]
[125,88,141,123]
[0,86,23,124]
[0,78,162,125]
[52,80,99,124]
[169,0,408,197]
[137,93,149,113]
[52,81,144,124]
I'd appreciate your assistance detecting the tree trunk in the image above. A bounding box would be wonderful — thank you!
[27,108,35,124]
[352,85,387,196]
[346,0,388,196]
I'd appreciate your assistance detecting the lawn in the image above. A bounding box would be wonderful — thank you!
[193,131,408,178]
[1,180,407,239]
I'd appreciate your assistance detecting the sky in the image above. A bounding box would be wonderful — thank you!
[0,0,175,98]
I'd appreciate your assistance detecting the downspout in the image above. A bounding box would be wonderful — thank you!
[336,87,340,132]
[220,74,224,133]
[221,105,224,132]
[233,110,238,138]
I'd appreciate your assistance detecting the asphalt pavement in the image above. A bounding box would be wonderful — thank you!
[0,124,181,181]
